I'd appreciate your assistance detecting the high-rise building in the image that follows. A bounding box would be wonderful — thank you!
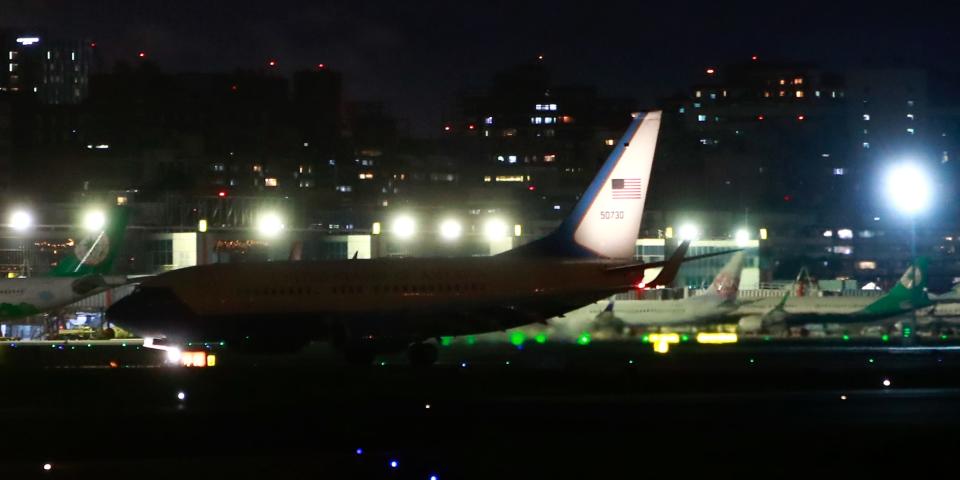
[1,30,93,104]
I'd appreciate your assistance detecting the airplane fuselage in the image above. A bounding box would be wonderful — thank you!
[108,257,646,347]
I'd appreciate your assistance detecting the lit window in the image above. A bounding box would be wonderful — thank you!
[795,90,804,98]
[264,178,278,187]
[483,176,492,182]
[253,164,262,172]
[697,114,707,122]
[678,107,686,113]
[833,168,845,176]
[544,117,554,124]
[857,261,877,270]
[358,172,374,180]
[779,79,786,85]
[862,114,870,121]
[494,175,524,182]
[837,229,853,239]
[906,113,914,120]
[862,142,870,149]
[497,155,505,162]
[484,116,493,125]
[794,77,803,85]
[508,155,517,164]
[695,90,702,98]
[543,154,556,162]
[907,128,915,135]
[604,139,615,146]
[907,100,915,107]
[535,104,543,111]
[503,129,516,137]
[531,117,542,124]
[693,102,701,108]
[709,92,717,99]
[778,90,785,97]
[823,230,833,238]
[336,185,352,193]
[832,246,853,255]
[943,151,950,164]
[815,90,821,97]
[763,91,771,98]
[549,104,557,111]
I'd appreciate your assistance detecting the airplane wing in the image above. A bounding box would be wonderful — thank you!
[604,248,742,273]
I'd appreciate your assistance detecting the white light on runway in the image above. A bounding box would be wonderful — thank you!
[177,391,186,401]
[43,463,52,471]
[882,378,891,387]
[439,219,462,241]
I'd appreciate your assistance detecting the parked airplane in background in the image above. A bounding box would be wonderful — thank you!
[592,251,746,332]
[108,111,735,365]
[0,208,129,320]
[737,258,931,334]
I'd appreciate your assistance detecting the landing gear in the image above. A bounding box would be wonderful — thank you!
[407,342,438,367]
[344,347,376,365]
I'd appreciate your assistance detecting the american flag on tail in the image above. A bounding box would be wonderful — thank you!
[611,178,644,199]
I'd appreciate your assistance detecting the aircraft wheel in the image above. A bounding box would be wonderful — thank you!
[408,342,438,367]
[344,347,376,365]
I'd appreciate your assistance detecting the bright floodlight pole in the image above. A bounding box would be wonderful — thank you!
[884,162,932,342]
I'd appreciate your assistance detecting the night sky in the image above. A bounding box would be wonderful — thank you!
[3,0,959,134]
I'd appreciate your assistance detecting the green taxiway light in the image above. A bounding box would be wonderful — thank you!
[509,331,526,347]
[219,341,225,347]
[763,336,771,341]
[941,335,949,340]
[576,332,592,346]
[881,334,890,342]
[842,334,850,341]
[641,335,650,343]
[465,335,476,346]
[680,334,690,342]
[749,358,755,364]
[440,336,453,347]
[534,333,547,344]
[868,358,875,363]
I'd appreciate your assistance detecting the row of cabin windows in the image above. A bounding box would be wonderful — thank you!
[236,283,486,296]
[0,289,24,295]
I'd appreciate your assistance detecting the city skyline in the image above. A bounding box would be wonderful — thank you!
[4,0,960,134]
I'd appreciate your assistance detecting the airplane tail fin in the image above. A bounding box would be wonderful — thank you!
[861,258,931,315]
[500,111,661,259]
[50,207,129,277]
[645,240,690,288]
[703,252,746,302]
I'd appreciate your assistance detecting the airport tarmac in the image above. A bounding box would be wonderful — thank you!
[2,339,960,478]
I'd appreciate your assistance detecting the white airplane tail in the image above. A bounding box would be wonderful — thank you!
[503,111,661,259]
[702,252,745,302]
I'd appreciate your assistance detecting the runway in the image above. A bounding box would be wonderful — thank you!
[2,340,960,478]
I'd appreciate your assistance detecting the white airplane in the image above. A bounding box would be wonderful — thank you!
[589,251,746,332]
[107,111,734,365]
[736,259,932,334]
[0,208,129,321]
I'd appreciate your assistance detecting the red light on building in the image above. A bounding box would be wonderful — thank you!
[527,185,536,191]
[537,54,544,61]
[783,195,792,202]
[90,42,97,48]
[797,114,806,121]
[751,55,758,61]
[706,67,716,75]
[443,125,452,132]
[317,63,325,69]
[137,51,146,59]
[230,84,238,92]
[218,190,227,198]
[757,114,765,121]
[268,59,277,67]
[467,124,476,130]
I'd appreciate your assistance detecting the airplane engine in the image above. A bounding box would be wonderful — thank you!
[737,315,764,334]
